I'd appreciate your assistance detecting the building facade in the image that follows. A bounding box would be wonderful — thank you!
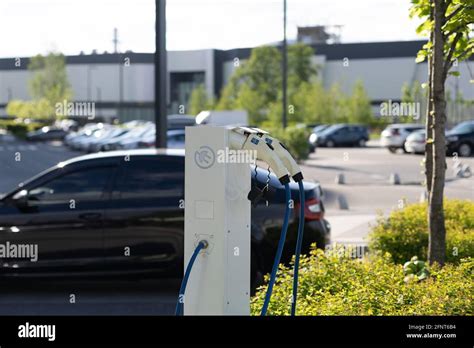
[0,40,472,122]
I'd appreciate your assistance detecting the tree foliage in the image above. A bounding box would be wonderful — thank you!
[188,84,213,115]
[216,46,282,124]
[347,80,373,125]
[411,0,474,76]
[217,43,374,127]
[287,43,318,93]
[6,52,72,120]
[401,80,428,123]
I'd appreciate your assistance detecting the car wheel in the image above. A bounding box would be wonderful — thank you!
[458,143,472,157]
[326,140,335,148]
[402,144,409,153]
[358,139,366,147]
[388,146,397,153]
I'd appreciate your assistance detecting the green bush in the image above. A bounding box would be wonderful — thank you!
[250,247,473,315]
[0,120,45,139]
[266,125,310,161]
[368,199,474,264]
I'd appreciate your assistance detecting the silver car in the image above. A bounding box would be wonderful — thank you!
[380,124,424,153]
[404,129,426,154]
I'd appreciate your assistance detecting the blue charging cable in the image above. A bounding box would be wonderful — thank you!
[261,182,291,316]
[291,180,305,316]
[175,240,207,316]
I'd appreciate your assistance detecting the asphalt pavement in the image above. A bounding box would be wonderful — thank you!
[0,137,79,194]
[0,279,179,315]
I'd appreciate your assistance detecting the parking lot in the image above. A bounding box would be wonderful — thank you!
[301,143,474,244]
[1,136,472,246]
[0,139,78,194]
[0,135,472,315]
[0,279,179,315]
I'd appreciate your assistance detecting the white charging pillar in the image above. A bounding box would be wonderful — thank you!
[184,126,251,315]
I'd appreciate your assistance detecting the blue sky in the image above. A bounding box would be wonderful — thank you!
[0,0,423,58]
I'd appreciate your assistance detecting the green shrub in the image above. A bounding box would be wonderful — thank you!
[266,125,310,161]
[403,256,429,282]
[0,120,45,139]
[368,199,474,264]
[250,247,473,315]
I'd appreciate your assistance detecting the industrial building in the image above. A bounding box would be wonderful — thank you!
[0,40,472,122]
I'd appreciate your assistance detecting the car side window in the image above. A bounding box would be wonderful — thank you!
[28,166,114,202]
[115,157,184,200]
[169,134,185,142]
[407,127,422,133]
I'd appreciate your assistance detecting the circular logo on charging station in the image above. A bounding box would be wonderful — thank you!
[194,146,215,169]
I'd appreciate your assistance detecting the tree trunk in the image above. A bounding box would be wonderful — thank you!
[428,0,447,266]
[425,29,434,194]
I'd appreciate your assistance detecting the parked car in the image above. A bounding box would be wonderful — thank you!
[75,125,117,152]
[0,149,330,289]
[138,129,186,149]
[0,129,15,142]
[446,120,474,157]
[315,124,369,147]
[54,119,79,132]
[380,123,424,153]
[102,123,154,151]
[167,130,186,149]
[404,129,426,154]
[65,123,107,150]
[167,114,196,130]
[115,125,156,150]
[26,127,68,141]
[308,125,329,153]
[88,127,130,153]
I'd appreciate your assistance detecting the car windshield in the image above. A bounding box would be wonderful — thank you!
[450,122,474,134]
[320,125,342,135]
[83,128,101,137]
[125,126,152,137]
[109,128,127,138]
[313,125,328,133]
[409,130,425,139]
[92,127,114,138]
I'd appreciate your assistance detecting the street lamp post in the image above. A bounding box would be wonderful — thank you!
[155,0,167,148]
[282,0,288,129]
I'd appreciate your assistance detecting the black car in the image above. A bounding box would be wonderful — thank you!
[315,124,369,147]
[0,149,330,289]
[446,120,474,157]
[26,127,68,141]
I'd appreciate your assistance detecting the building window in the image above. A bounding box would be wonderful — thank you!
[169,71,205,114]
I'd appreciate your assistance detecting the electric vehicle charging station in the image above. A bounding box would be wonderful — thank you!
[182,125,305,316]
[184,126,251,315]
